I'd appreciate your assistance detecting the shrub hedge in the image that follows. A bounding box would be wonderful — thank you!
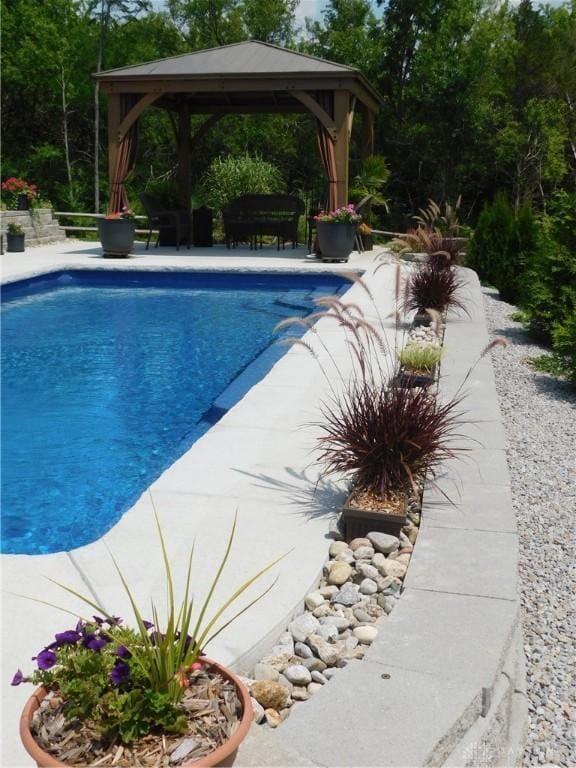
[468,191,576,384]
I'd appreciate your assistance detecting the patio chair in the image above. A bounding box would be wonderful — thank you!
[139,193,190,250]
[353,195,372,253]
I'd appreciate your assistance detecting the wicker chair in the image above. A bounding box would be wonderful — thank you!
[139,193,190,250]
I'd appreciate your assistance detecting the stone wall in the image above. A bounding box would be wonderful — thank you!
[0,209,65,248]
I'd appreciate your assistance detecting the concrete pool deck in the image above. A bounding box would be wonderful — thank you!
[1,239,387,765]
[1,240,525,767]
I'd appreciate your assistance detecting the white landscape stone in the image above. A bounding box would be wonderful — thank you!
[353,625,379,645]
[283,664,312,686]
[367,531,400,555]
[304,591,326,610]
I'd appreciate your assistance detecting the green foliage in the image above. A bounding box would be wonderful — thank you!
[467,193,537,303]
[529,353,574,383]
[197,154,285,212]
[398,343,442,373]
[349,155,390,212]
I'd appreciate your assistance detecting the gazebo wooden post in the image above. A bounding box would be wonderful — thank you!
[333,91,351,208]
[178,103,191,213]
[107,93,122,213]
[361,105,375,160]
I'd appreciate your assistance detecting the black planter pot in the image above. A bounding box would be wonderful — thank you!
[17,194,30,211]
[361,233,374,251]
[7,233,25,252]
[97,218,136,257]
[316,220,357,262]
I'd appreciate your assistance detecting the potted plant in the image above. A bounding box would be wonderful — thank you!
[97,208,137,258]
[314,205,361,262]
[13,508,283,767]
[357,222,373,251]
[403,262,468,326]
[7,222,25,252]
[1,177,38,210]
[397,343,442,388]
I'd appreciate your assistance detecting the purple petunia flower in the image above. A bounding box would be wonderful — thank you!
[83,635,109,652]
[92,615,105,626]
[110,662,130,686]
[11,670,25,686]
[54,630,81,646]
[116,645,131,659]
[37,649,57,670]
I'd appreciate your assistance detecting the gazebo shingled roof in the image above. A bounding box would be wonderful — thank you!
[95,41,383,213]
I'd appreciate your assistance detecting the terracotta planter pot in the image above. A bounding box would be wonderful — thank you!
[20,658,253,767]
[316,220,357,262]
[97,218,136,258]
[341,491,408,540]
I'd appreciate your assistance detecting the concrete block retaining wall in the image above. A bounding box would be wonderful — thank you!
[235,268,527,767]
[0,209,65,248]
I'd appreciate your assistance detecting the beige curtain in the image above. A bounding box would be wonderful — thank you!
[109,94,139,213]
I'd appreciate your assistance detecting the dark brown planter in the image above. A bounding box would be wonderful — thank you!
[7,233,25,252]
[316,220,357,262]
[341,491,408,540]
[97,218,136,257]
[17,194,30,210]
[397,366,437,389]
[20,658,253,767]
[413,311,432,327]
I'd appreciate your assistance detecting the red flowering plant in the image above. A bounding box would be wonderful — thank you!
[314,204,362,224]
[104,206,136,221]
[1,177,38,209]
[12,507,283,754]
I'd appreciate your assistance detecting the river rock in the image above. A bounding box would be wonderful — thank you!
[349,537,371,550]
[254,663,280,682]
[251,681,291,710]
[403,522,418,544]
[353,607,374,623]
[329,540,349,557]
[320,616,350,632]
[316,624,339,642]
[356,562,379,580]
[292,686,309,701]
[259,652,293,672]
[250,697,265,723]
[395,553,411,565]
[307,682,323,695]
[311,670,327,685]
[277,673,294,694]
[312,603,332,618]
[332,582,362,606]
[323,667,339,681]
[277,632,295,653]
[359,578,378,595]
[367,532,400,555]
[307,634,341,666]
[372,552,387,573]
[398,531,413,550]
[283,664,312,686]
[379,595,398,614]
[294,641,313,659]
[305,591,326,611]
[264,708,282,728]
[334,550,355,564]
[353,545,375,560]
[328,561,353,586]
[302,656,327,673]
[319,585,339,599]
[353,625,379,645]
[289,613,320,643]
[380,559,408,579]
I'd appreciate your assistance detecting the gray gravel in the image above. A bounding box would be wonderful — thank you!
[483,288,576,767]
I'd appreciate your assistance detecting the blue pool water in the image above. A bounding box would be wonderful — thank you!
[1,270,347,555]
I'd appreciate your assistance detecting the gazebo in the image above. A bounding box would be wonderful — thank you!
[95,40,383,215]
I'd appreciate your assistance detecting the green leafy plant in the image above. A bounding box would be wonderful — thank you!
[12,504,284,747]
[197,154,285,213]
[1,177,38,209]
[7,222,24,235]
[399,343,442,372]
[349,155,390,214]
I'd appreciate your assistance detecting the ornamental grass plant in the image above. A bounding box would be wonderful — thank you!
[398,343,442,373]
[404,262,468,316]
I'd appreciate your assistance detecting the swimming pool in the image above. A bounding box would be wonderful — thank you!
[1,270,347,555]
